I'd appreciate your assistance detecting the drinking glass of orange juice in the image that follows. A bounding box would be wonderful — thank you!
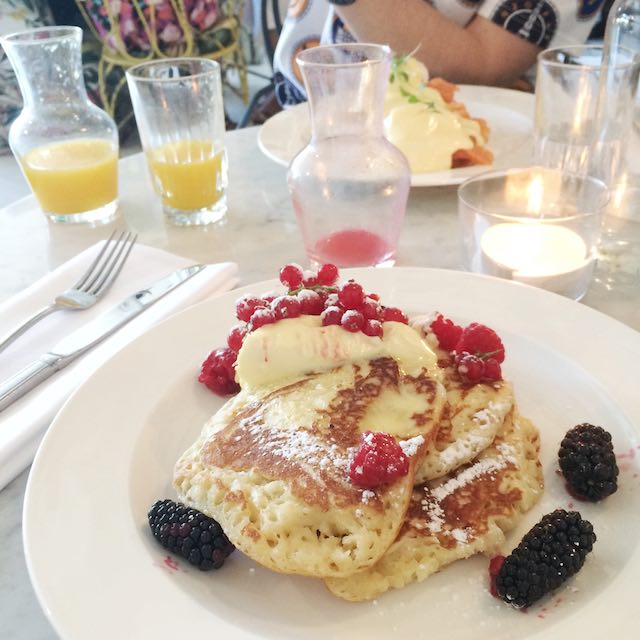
[1,26,118,224]
[126,59,227,226]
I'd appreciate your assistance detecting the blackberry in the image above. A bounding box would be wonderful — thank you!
[559,423,619,501]
[148,499,235,571]
[495,510,596,608]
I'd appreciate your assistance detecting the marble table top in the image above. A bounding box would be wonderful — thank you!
[1,126,638,639]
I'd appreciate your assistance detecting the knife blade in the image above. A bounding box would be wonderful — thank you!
[0,264,206,413]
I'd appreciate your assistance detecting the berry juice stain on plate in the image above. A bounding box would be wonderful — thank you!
[312,229,394,267]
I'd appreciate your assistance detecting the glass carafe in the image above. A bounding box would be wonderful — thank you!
[1,26,118,224]
[287,44,410,268]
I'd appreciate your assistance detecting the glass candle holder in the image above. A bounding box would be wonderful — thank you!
[458,167,608,300]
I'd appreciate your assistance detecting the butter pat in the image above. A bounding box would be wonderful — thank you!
[235,316,440,390]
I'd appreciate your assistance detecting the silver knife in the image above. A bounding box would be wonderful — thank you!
[0,264,206,413]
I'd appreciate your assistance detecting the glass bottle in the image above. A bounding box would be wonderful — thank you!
[1,26,119,224]
[287,44,411,268]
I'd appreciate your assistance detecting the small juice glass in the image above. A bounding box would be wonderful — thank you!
[126,58,227,226]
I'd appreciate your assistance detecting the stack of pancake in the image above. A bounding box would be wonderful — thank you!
[174,317,544,601]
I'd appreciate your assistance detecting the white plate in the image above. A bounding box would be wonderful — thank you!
[24,268,640,639]
[257,86,534,187]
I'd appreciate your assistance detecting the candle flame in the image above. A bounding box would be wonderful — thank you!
[526,174,544,215]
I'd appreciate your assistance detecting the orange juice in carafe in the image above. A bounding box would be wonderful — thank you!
[21,138,118,215]
[147,140,225,211]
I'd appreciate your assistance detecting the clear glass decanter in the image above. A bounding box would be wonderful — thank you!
[287,44,411,268]
[1,26,119,224]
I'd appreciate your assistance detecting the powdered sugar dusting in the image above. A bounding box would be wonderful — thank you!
[432,456,512,503]
[400,435,425,457]
[246,421,351,476]
[414,447,517,542]
[361,490,375,504]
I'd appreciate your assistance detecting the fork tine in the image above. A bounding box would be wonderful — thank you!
[89,232,137,297]
[72,229,119,290]
[81,230,129,293]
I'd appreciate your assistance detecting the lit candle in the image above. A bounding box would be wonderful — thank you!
[478,172,593,297]
[481,223,588,279]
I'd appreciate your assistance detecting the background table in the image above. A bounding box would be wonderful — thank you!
[1,126,638,639]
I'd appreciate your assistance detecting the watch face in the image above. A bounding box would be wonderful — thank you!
[577,0,606,20]
[491,0,559,49]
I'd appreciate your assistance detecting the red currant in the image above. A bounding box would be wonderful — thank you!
[235,295,265,322]
[321,305,343,326]
[324,292,340,308]
[279,263,304,289]
[298,289,324,315]
[198,347,240,395]
[227,324,248,352]
[349,431,410,488]
[368,293,380,301]
[303,275,319,288]
[317,263,339,286]
[341,310,365,332]
[362,319,383,337]
[381,306,408,324]
[271,295,302,320]
[338,281,365,310]
[249,308,277,330]
[362,298,381,320]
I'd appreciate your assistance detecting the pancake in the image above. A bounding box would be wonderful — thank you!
[174,353,447,578]
[324,411,544,601]
[415,355,513,484]
[408,318,513,484]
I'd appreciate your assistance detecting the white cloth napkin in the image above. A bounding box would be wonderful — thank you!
[0,242,238,490]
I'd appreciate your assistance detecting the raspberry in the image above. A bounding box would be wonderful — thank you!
[227,324,247,352]
[455,323,505,363]
[381,306,408,324]
[430,313,463,351]
[455,352,485,384]
[362,298,381,320]
[338,281,365,310]
[321,305,343,326]
[279,263,304,289]
[298,289,324,315]
[558,424,619,501]
[199,347,239,395]
[341,309,365,332]
[349,431,410,488]
[148,499,235,571]
[235,294,265,322]
[362,319,383,337]
[271,295,302,320]
[317,263,339,286]
[494,510,596,608]
[249,307,277,330]
[483,358,502,382]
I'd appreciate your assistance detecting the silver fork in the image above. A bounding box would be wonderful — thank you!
[0,230,137,354]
